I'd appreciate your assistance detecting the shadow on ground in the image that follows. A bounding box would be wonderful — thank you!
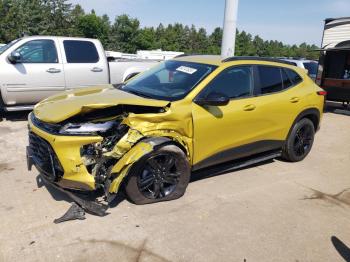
[325,102,350,116]
[331,236,350,262]
[0,111,31,122]
[301,185,350,207]
[35,154,277,213]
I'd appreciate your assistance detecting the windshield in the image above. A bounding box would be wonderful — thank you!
[0,38,21,55]
[120,60,217,101]
[303,62,318,77]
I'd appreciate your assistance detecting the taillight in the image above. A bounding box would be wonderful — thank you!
[317,91,327,96]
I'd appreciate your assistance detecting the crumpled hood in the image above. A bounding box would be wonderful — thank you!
[33,85,169,123]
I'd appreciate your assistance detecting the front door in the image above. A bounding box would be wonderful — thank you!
[192,65,264,170]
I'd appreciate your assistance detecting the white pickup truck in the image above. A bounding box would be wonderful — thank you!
[0,36,159,111]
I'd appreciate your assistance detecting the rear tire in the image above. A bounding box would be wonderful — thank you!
[124,144,191,205]
[282,118,315,162]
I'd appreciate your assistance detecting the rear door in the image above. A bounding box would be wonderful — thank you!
[60,39,109,89]
[1,38,65,105]
[251,65,306,141]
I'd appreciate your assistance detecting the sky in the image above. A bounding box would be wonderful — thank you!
[69,0,350,46]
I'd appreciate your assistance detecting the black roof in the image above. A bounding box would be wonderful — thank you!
[222,56,296,66]
[325,17,350,24]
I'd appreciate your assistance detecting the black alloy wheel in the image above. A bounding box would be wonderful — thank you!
[293,124,314,158]
[282,118,315,162]
[124,144,191,205]
[137,153,180,199]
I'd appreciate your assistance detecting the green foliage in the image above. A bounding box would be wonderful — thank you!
[109,14,140,53]
[0,0,319,59]
[76,11,110,46]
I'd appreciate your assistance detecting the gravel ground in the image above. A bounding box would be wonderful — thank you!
[0,103,349,262]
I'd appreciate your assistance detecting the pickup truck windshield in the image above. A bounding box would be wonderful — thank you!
[121,60,217,101]
[0,39,21,55]
[303,62,318,77]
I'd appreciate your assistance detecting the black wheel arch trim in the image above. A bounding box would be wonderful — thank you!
[287,108,321,139]
[139,136,188,155]
[119,136,188,189]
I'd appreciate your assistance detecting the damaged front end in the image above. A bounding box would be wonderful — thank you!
[27,101,191,203]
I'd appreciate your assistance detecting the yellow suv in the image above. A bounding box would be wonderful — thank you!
[27,56,325,205]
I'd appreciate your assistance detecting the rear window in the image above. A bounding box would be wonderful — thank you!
[303,62,318,76]
[63,40,99,63]
[258,66,283,94]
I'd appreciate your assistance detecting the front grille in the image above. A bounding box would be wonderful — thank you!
[28,132,63,181]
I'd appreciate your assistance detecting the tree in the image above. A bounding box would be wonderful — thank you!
[110,14,140,53]
[208,27,222,54]
[0,2,319,60]
[45,0,75,36]
[76,11,110,47]
[135,27,156,50]
[252,35,265,56]
[235,30,256,56]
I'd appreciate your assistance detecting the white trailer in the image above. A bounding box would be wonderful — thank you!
[106,49,184,61]
[316,17,350,103]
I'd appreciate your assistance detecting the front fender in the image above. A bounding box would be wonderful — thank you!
[108,137,172,193]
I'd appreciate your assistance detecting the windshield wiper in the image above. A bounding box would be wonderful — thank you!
[113,83,125,89]
[121,88,154,99]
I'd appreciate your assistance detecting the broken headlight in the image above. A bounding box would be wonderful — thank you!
[80,123,129,184]
[59,120,119,136]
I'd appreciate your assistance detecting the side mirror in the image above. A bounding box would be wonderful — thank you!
[8,51,21,64]
[195,92,230,107]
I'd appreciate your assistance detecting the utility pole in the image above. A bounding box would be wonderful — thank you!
[221,0,239,59]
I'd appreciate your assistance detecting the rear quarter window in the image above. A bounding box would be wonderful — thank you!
[285,68,303,84]
[63,40,99,63]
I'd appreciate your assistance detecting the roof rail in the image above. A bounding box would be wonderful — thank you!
[222,56,296,66]
[174,54,189,58]
[174,53,204,58]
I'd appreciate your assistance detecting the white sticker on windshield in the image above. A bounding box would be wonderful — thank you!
[176,66,197,74]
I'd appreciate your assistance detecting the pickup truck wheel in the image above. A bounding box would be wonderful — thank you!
[124,144,190,205]
[282,118,315,162]
[0,93,5,121]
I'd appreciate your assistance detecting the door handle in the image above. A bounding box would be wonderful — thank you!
[290,97,300,103]
[243,104,256,111]
[46,68,61,73]
[91,67,103,72]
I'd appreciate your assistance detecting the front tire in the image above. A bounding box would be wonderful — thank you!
[282,118,315,162]
[124,144,191,205]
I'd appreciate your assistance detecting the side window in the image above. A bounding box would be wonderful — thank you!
[63,40,99,63]
[201,66,253,99]
[258,66,283,94]
[281,69,293,89]
[14,40,58,63]
[285,68,302,85]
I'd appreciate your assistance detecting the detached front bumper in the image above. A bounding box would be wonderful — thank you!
[27,115,103,191]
